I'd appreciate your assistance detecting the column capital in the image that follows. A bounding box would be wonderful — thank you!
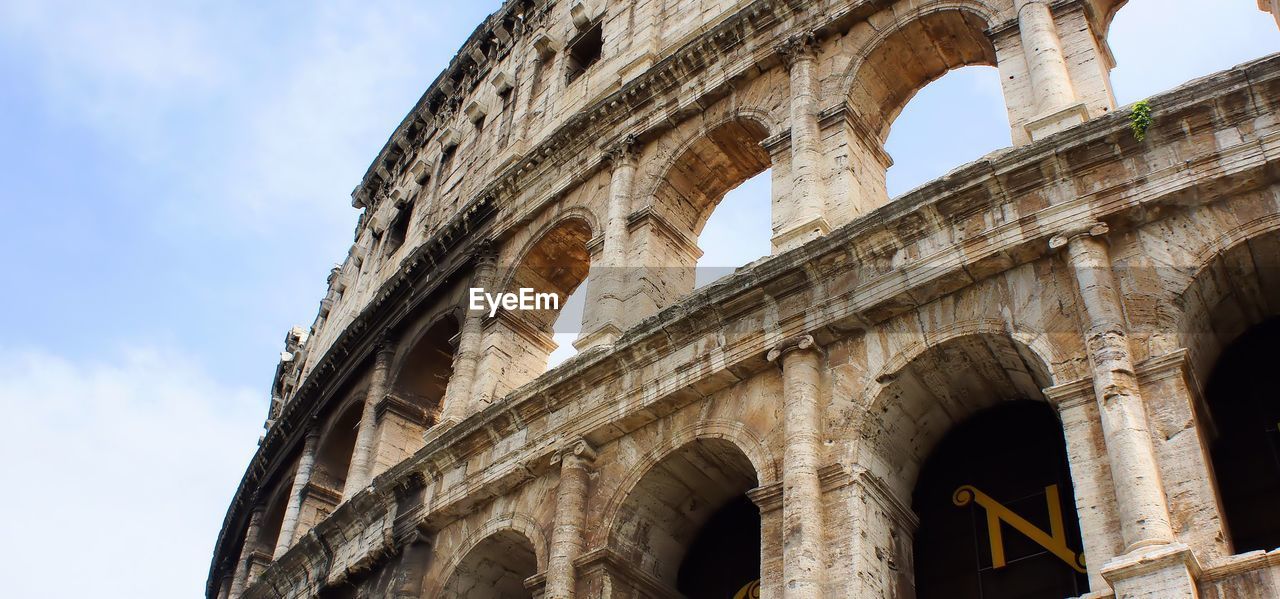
[775,31,818,68]
[552,437,597,467]
[474,239,499,265]
[1049,221,1109,249]
[766,334,823,364]
[602,134,639,167]
[373,333,397,364]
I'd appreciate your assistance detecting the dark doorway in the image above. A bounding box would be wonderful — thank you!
[676,494,761,598]
[913,401,1088,599]
[1205,316,1280,553]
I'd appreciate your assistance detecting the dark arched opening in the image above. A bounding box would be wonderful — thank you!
[610,438,761,595]
[442,530,538,598]
[676,493,761,598]
[1204,316,1280,553]
[913,401,1088,599]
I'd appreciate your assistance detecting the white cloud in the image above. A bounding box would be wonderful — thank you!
[0,345,263,597]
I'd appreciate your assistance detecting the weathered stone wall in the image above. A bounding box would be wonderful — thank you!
[210,0,1280,597]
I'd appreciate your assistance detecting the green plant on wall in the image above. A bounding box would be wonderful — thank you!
[1130,100,1153,141]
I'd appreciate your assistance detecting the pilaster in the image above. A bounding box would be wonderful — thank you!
[545,438,597,598]
[773,33,829,253]
[344,337,397,499]
[767,334,827,597]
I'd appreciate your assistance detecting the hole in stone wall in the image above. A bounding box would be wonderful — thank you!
[547,277,587,369]
[884,66,1008,198]
[565,21,603,82]
[1107,0,1278,105]
[695,169,771,288]
[1204,316,1280,554]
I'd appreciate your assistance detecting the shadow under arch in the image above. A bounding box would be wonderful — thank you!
[857,330,1089,598]
[437,525,541,599]
[1169,222,1280,554]
[598,435,764,595]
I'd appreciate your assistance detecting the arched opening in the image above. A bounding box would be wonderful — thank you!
[312,401,362,498]
[645,117,771,307]
[694,169,772,288]
[441,529,538,598]
[1176,228,1280,554]
[913,401,1088,599]
[609,438,761,595]
[846,9,1001,205]
[1107,0,1278,105]
[884,66,1009,197]
[1203,317,1280,553]
[482,217,592,398]
[860,332,1091,597]
[378,316,459,471]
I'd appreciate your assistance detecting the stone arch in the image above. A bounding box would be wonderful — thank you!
[595,432,764,590]
[644,112,774,236]
[841,3,1003,144]
[1167,219,1280,554]
[474,213,596,400]
[858,319,1065,411]
[856,329,1058,499]
[495,213,596,333]
[387,309,463,422]
[431,514,547,599]
[1171,214,1280,382]
[311,390,368,496]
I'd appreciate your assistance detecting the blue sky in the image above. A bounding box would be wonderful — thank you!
[0,1,1274,596]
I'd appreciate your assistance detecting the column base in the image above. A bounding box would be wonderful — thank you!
[1024,102,1090,142]
[423,418,458,444]
[573,323,622,351]
[1101,542,1202,598]
[771,215,830,254]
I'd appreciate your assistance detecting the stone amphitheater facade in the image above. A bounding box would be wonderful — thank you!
[209,1,1280,597]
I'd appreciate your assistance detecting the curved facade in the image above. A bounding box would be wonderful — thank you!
[211,1,1280,597]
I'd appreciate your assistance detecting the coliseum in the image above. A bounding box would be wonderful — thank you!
[209,1,1280,598]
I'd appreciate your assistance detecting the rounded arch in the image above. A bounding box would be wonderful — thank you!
[841,3,1002,143]
[856,328,1059,499]
[431,514,547,599]
[495,213,595,331]
[388,306,463,385]
[311,398,365,494]
[1170,215,1280,381]
[859,319,1064,407]
[386,309,462,424]
[642,112,774,237]
[594,430,766,587]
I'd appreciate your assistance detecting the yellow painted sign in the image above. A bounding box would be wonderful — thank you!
[953,484,1086,574]
[733,579,760,599]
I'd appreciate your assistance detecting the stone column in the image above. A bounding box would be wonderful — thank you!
[344,339,396,499]
[1016,0,1089,140]
[439,243,498,428]
[1052,222,1174,550]
[774,33,829,253]
[216,572,234,599]
[228,506,265,599]
[273,427,320,558]
[1043,378,1124,590]
[545,438,597,599]
[576,136,637,349]
[767,335,826,598]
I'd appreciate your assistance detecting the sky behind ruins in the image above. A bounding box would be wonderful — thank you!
[0,1,1275,596]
